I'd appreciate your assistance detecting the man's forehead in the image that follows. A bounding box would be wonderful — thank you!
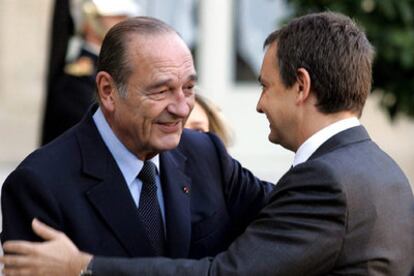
[265,42,277,58]
[138,52,196,88]
[129,34,191,60]
[263,42,280,69]
[127,32,184,49]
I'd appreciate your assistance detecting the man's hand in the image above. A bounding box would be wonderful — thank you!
[0,218,93,276]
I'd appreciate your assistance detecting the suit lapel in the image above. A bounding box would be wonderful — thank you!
[309,125,371,161]
[85,175,154,257]
[277,126,371,192]
[76,107,154,257]
[160,150,192,258]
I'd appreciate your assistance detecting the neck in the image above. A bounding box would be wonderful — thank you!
[294,110,357,151]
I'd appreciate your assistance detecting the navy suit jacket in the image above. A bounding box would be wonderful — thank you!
[91,126,414,275]
[1,106,273,259]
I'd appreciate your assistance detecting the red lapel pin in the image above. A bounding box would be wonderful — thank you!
[182,186,190,194]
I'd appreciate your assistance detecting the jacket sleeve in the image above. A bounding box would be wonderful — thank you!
[1,166,62,243]
[92,161,347,276]
[206,132,275,230]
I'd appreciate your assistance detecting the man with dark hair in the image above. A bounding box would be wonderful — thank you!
[2,12,414,276]
[1,16,272,261]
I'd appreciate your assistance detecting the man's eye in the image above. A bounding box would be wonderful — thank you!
[147,90,168,100]
[155,90,168,94]
[184,85,195,95]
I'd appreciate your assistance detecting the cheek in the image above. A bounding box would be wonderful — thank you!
[138,114,157,138]
[141,103,170,134]
[139,101,164,120]
[121,103,154,137]
[266,101,284,126]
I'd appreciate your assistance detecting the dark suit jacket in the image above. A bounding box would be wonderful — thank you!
[1,106,273,259]
[92,126,414,275]
[42,0,74,144]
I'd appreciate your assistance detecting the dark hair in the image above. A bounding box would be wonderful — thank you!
[97,16,176,97]
[264,12,375,115]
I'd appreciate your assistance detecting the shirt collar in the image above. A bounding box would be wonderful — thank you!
[92,107,160,186]
[293,117,360,167]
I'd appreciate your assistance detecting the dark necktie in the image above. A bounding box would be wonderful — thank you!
[138,161,165,256]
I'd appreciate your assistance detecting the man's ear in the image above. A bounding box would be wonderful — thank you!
[96,71,117,112]
[295,68,311,105]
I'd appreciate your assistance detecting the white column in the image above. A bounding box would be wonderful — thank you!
[198,0,233,101]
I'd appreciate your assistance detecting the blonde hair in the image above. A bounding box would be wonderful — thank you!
[195,94,233,147]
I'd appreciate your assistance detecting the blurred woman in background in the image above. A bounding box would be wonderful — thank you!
[185,94,233,147]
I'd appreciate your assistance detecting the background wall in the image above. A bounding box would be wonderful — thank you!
[0,0,50,174]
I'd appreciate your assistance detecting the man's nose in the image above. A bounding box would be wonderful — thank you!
[256,94,264,114]
[167,90,191,117]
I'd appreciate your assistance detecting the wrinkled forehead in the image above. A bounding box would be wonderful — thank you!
[127,32,191,58]
[126,33,196,82]
[133,33,192,64]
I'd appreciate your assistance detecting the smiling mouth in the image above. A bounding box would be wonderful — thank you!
[156,121,181,133]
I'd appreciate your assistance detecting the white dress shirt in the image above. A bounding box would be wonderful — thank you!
[92,108,166,223]
[293,117,360,167]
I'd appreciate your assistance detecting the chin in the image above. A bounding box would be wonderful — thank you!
[268,134,279,145]
[155,134,181,151]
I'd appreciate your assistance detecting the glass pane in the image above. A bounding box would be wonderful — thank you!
[234,0,291,82]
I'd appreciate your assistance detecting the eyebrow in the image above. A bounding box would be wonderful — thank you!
[188,74,198,82]
[146,74,198,91]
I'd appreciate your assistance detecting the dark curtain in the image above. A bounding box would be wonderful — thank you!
[41,0,74,145]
